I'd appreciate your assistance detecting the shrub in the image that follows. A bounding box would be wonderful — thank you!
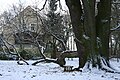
[19,50,33,60]
[0,54,9,60]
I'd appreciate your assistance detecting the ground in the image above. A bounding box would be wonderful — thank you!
[0,58,120,80]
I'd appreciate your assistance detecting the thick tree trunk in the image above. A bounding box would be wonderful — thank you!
[81,0,98,67]
[96,0,111,61]
[65,0,87,68]
[65,0,112,70]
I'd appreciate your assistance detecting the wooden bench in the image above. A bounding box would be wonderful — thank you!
[63,66,73,72]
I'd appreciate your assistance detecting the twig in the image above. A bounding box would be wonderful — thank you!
[38,0,48,11]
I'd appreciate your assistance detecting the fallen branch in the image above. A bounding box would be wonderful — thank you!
[0,36,29,65]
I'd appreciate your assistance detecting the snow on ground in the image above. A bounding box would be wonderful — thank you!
[0,58,120,80]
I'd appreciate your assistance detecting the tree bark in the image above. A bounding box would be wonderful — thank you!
[65,0,87,68]
[96,0,111,61]
[82,0,98,67]
[65,0,112,69]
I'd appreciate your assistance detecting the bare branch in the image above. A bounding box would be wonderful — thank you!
[38,0,48,11]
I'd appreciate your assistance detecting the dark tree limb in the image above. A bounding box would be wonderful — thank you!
[0,36,29,65]
[38,0,48,11]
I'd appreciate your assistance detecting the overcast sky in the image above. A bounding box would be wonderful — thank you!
[0,0,67,14]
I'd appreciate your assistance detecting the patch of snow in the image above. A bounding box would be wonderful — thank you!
[83,34,89,40]
[0,58,120,80]
[111,25,120,31]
